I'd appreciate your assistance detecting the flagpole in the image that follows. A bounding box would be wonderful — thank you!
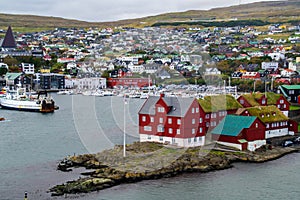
[123,97,126,157]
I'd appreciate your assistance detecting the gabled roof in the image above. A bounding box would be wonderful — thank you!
[138,96,195,117]
[240,92,285,106]
[211,115,257,136]
[198,95,242,113]
[281,85,300,90]
[5,72,22,80]
[237,105,288,123]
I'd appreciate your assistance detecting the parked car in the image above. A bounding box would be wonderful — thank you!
[293,137,300,144]
[282,140,293,147]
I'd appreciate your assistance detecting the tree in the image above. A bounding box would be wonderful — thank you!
[3,56,18,67]
[0,67,8,76]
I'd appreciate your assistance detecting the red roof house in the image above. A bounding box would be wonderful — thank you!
[211,115,266,151]
[138,94,205,147]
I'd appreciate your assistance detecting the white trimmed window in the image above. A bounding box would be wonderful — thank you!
[159,118,163,123]
[192,119,195,124]
[199,127,203,133]
[157,125,164,132]
[196,108,199,113]
[199,118,203,123]
[150,117,154,123]
[169,128,173,134]
[144,126,152,131]
[168,118,172,124]
[176,129,180,135]
[142,116,146,122]
[192,108,195,113]
[158,107,165,113]
[192,129,195,134]
[177,119,181,125]
[205,114,209,119]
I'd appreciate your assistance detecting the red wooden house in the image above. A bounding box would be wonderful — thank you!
[138,94,205,147]
[211,115,266,151]
[237,92,290,116]
[197,95,243,134]
[236,105,293,139]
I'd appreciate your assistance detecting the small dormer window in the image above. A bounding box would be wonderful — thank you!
[267,114,270,117]
[273,112,276,116]
[262,99,266,105]
[261,114,264,118]
[158,107,165,113]
[240,99,244,104]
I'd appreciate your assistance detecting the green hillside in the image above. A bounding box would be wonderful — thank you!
[0,0,299,31]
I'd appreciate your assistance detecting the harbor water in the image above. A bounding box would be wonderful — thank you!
[0,94,299,200]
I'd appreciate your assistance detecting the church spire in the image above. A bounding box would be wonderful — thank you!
[1,26,16,49]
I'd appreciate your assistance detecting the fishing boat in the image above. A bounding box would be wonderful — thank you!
[0,88,57,113]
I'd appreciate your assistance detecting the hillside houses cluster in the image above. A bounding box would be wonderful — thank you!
[0,22,299,90]
[138,92,298,151]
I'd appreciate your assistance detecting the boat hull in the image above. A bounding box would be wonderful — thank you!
[0,99,55,113]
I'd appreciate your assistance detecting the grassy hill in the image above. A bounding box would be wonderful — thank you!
[0,0,299,32]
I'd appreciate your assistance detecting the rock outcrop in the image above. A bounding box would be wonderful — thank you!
[50,142,298,196]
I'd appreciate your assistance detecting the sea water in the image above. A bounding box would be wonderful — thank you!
[0,94,299,200]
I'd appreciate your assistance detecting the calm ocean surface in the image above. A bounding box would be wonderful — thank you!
[0,94,300,200]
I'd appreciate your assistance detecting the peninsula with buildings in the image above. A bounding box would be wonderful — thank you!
[0,0,299,197]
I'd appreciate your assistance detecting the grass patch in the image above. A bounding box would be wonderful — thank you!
[290,105,300,111]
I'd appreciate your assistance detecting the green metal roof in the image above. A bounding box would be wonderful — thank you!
[5,73,22,80]
[281,85,300,90]
[211,115,257,136]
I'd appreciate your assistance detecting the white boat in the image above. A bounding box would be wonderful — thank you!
[93,91,104,97]
[57,90,74,95]
[140,92,149,99]
[0,88,57,113]
[102,90,113,96]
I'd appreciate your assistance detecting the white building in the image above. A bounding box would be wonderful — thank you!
[0,62,8,69]
[21,63,35,74]
[204,68,221,75]
[261,62,279,70]
[75,77,106,90]
[128,64,145,73]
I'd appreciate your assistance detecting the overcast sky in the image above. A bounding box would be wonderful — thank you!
[0,0,279,22]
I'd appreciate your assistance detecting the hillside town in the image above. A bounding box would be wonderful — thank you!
[0,23,300,151]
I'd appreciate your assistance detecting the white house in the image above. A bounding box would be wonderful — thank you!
[128,64,145,74]
[204,68,221,75]
[0,62,8,69]
[268,53,285,61]
[261,62,279,70]
[281,69,296,78]
[66,62,77,70]
[21,63,35,74]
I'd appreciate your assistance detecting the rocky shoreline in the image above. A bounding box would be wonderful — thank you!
[50,142,299,196]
